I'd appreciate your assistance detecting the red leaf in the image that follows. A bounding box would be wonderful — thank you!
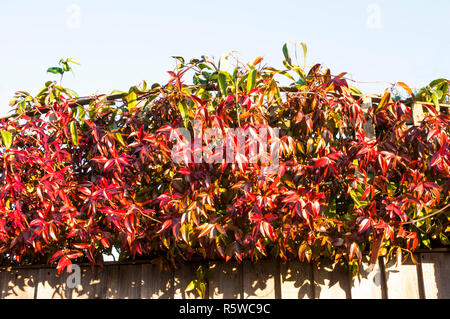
[78,187,91,196]
[349,242,362,261]
[177,168,191,175]
[100,238,110,248]
[57,256,72,274]
[327,152,342,161]
[358,218,371,233]
[423,182,440,190]
[314,157,329,168]
[51,250,65,262]
[66,250,83,259]
[104,159,115,170]
[361,187,371,201]
[91,156,108,163]
[157,220,172,233]
[72,243,89,249]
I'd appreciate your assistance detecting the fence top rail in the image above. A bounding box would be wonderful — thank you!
[1,84,448,121]
[1,248,450,271]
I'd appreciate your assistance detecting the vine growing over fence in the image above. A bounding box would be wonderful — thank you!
[0,44,449,278]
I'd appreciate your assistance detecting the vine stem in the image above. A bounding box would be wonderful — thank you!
[403,202,450,225]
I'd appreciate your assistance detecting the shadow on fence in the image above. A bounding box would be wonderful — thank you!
[1,251,450,299]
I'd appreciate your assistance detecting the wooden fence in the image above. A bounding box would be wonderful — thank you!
[1,250,449,299]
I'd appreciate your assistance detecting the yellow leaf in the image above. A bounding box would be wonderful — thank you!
[185,280,196,292]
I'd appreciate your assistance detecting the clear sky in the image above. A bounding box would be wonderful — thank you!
[1,0,449,117]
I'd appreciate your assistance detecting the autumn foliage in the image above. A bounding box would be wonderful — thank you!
[1,46,449,274]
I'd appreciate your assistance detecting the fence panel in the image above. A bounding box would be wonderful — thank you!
[420,252,450,298]
[279,261,313,299]
[383,256,422,298]
[1,252,450,299]
[350,256,384,299]
[243,260,278,299]
[208,261,243,299]
[313,259,351,299]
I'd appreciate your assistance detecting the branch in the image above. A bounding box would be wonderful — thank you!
[403,202,450,225]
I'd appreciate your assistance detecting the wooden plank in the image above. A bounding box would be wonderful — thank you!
[280,261,313,299]
[351,256,383,299]
[140,264,173,299]
[103,265,121,299]
[383,256,421,298]
[70,266,106,299]
[361,96,376,138]
[243,260,277,299]
[1,268,36,299]
[413,103,425,126]
[420,253,450,298]
[35,268,70,299]
[0,270,4,298]
[208,261,242,299]
[116,264,142,299]
[313,259,351,299]
[173,263,202,299]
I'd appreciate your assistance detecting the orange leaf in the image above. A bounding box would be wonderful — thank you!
[396,82,413,96]
[253,56,263,66]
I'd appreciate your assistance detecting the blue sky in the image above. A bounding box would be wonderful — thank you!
[1,0,449,117]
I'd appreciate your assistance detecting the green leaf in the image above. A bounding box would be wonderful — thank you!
[349,189,370,208]
[62,62,71,72]
[431,90,443,107]
[279,71,295,82]
[296,78,307,86]
[110,89,126,95]
[349,86,362,95]
[282,43,292,65]
[47,67,64,75]
[67,58,80,65]
[77,106,85,120]
[127,91,137,110]
[301,42,307,65]
[429,78,446,88]
[246,69,257,93]
[178,101,189,128]
[69,121,79,146]
[115,132,126,147]
[66,88,79,98]
[440,233,450,245]
[171,56,185,64]
[422,238,431,249]
[218,72,227,96]
[198,63,213,70]
[0,130,13,150]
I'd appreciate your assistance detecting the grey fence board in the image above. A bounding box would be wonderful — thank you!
[173,263,201,299]
[420,253,450,298]
[140,263,173,299]
[208,261,243,299]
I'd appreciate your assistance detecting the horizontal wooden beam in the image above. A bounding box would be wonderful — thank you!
[1,84,447,122]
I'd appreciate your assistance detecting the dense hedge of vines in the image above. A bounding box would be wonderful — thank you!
[1,45,449,277]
